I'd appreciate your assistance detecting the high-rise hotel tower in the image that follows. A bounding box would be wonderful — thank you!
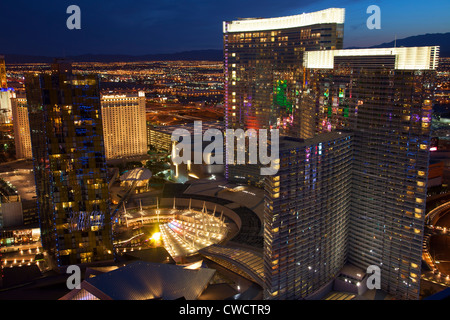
[11,89,32,160]
[101,91,147,159]
[264,132,352,299]
[0,56,14,124]
[302,46,438,299]
[25,60,114,268]
[264,46,438,300]
[223,8,345,186]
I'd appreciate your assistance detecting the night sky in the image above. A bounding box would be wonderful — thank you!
[1,0,449,56]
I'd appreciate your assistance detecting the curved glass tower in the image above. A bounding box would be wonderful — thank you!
[303,47,439,299]
[223,8,345,187]
[26,61,114,268]
[264,132,352,299]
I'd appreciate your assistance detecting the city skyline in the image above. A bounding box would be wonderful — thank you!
[0,0,449,56]
[0,4,450,304]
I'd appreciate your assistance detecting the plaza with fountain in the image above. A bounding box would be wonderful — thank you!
[112,198,231,263]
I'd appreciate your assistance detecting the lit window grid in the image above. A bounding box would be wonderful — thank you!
[263,134,352,299]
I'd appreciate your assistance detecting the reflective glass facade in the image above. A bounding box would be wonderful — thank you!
[264,133,352,299]
[25,66,114,267]
[302,47,438,299]
[223,9,344,186]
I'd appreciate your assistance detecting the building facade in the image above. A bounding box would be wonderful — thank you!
[147,126,173,153]
[264,132,352,299]
[0,178,23,229]
[303,46,439,299]
[101,91,147,159]
[0,56,7,89]
[25,62,114,267]
[0,56,13,124]
[11,90,32,159]
[223,8,345,186]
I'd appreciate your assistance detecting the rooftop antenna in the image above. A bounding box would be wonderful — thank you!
[394,34,397,48]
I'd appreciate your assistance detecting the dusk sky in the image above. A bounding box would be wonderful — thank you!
[1,0,449,56]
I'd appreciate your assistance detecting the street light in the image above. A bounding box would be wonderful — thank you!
[139,200,146,225]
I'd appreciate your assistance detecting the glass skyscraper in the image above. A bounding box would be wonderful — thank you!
[264,47,439,300]
[25,60,114,268]
[264,132,352,299]
[223,8,345,186]
[301,47,439,299]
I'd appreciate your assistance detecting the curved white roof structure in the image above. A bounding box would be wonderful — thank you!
[120,168,152,182]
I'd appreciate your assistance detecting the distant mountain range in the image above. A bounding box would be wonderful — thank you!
[348,32,450,57]
[3,32,449,63]
[3,49,224,64]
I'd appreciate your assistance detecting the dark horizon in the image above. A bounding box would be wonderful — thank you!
[1,0,450,57]
[3,31,450,64]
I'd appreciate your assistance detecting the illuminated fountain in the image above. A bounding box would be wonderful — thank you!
[116,198,229,262]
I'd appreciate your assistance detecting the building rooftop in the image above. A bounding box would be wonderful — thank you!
[199,244,264,287]
[304,46,440,70]
[338,264,366,281]
[101,90,145,99]
[150,121,224,135]
[60,261,216,300]
[279,131,352,150]
[120,168,152,182]
[224,8,345,33]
